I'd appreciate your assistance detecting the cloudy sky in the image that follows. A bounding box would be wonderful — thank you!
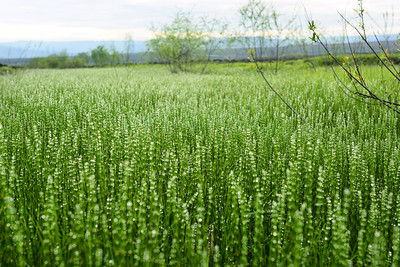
[0,0,398,42]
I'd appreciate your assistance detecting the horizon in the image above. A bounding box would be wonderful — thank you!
[0,33,399,59]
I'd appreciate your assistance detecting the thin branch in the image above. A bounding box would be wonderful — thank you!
[344,24,367,87]
[309,26,400,114]
[250,54,306,121]
[374,34,400,78]
[339,14,400,83]
[333,66,400,107]
[332,67,379,105]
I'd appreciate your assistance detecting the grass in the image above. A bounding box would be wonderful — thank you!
[0,64,400,266]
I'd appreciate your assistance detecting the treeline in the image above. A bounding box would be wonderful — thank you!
[27,45,125,69]
[25,48,400,71]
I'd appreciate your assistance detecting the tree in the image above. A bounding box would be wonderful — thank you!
[108,44,122,66]
[75,52,90,65]
[124,33,135,65]
[238,0,297,72]
[147,11,230,74]
[198,17,230,74]
[237,0,269,62]
[70,57,87,68]
[147,11,204,73]
[90,45,110,67]
[267,8,297,73]
[56,50,69,67]
[27,50,87,69]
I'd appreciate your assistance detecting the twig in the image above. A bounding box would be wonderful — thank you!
[249,53,306,122]
[308,27,400,114]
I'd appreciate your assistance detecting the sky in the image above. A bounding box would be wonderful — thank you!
[0,0,398,42]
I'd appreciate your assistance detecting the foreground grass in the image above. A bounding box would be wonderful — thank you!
[1,65,400,266]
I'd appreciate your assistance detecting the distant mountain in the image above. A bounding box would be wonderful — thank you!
[0,34,398,65]
[0,40,147,59]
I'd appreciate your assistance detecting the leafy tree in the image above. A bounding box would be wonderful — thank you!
[56,50,69,67]
[91,45,110,66]
[27,50,87,69]
[147,11,204,73]
[108,45,122,66]
[70,57,87,68]
[147,11,228,74]
[75,52,90,65]
[89,45,122,67]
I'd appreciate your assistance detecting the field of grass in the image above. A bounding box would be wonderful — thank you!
[1,64,400,266]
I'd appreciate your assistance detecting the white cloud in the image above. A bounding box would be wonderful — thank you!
[0,0,398,42]
[0,23,152,42]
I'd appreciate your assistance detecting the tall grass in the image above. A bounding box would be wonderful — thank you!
[0,66,399,266]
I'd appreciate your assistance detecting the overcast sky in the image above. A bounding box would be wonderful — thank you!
[0,0,398,42]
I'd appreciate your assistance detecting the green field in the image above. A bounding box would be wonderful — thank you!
[1,64,400,266]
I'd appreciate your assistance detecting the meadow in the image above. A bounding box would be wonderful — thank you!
[0,63,400,266]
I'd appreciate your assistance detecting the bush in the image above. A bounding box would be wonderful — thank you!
[0,66,20,75]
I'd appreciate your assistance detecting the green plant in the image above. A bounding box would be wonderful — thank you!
[247,49,305,121]
[90,45,121,67]
[1,65,400,265]
[147,11,204,73]
[0,66,20,75]
[147,11,227,74]
[28,50,88,69]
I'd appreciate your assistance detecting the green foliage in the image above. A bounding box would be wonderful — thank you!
[28,50,88,69]
[76,52,91,65]
[1,65,400,265]
[147,11,227,74]
[90,45,109,66]
[91,45,122,67]
[300,53,400,67]
[147,11,204,73]
[0,66,19,75]
[27,46,124,69]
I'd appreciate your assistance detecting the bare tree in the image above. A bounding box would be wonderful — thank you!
[237,0,269,62]
[238,0,297,72]
[199,17,229,74]
[124,33,135,65]
[267,8,297,73]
